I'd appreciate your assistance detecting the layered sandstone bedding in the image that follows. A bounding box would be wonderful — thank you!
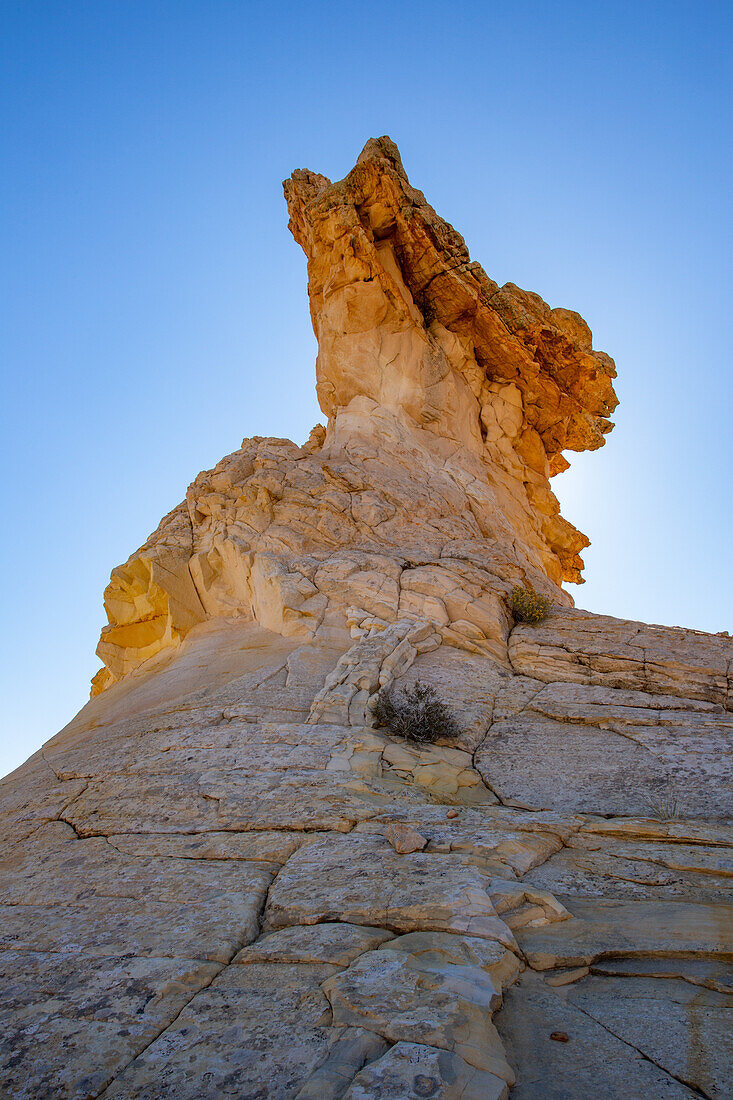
[1,138,730,1099]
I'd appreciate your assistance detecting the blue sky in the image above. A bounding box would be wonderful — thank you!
[2,0,731,778]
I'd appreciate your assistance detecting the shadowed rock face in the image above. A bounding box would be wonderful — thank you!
[1,138,730,1099]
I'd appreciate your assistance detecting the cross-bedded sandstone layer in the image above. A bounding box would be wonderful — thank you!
[1,139,730,1099]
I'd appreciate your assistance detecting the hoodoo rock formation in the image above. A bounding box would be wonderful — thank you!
[1,138,731,1099]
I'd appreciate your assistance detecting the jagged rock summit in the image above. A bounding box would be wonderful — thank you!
[1,138,731,1100]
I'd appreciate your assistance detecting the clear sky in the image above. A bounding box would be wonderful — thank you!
[2,1,731,779]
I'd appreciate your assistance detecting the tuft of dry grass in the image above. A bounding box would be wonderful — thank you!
[641,787,681,821]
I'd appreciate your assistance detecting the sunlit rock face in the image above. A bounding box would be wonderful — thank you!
[1,139,731,1100]
[285,137,616,505]
[94,136,618,694]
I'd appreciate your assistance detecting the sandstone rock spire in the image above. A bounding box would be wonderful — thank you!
[286,137,617,576]
[287,139,616,445]
[1,137,731,1100]
[92,137,617,695]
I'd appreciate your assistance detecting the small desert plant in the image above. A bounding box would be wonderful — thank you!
[373,680,459,744]
[640,787,681,821]
[511,586,552,625]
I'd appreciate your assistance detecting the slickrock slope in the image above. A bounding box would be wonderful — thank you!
[1,138,731,1100]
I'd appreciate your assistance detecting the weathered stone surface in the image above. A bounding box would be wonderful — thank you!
[564,974,732,1098]
[496,971,710,1098]
[581,816,733,845]
[0,751,87,852]
[324,947,514,1080]
[0,821,272,962]
[342,1041,509,1100]
[476,680,733,817]
[590,956,733,994]
[264,834,518,947]
[544,965,590,986]
[0,952,220,1100]
[525,830,733,901]
[357,808,567,875]
[378,930,522,993]
[235,923,394,966]
[61,764,394,836]
[379,737,495,803]
[309,618,439,725]
[103,963,337,1098]
[109,828,305,865]
[295,1028,390,1099]
[488,878,571,927]
[516,898,733,969]
[2,135,730,1097]
[510,608,733,708]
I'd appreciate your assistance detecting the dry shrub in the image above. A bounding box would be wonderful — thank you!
[373,680,458,744]
[511,586,552,624]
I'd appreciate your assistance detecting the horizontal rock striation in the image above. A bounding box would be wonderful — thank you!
[1,138,730,1098]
